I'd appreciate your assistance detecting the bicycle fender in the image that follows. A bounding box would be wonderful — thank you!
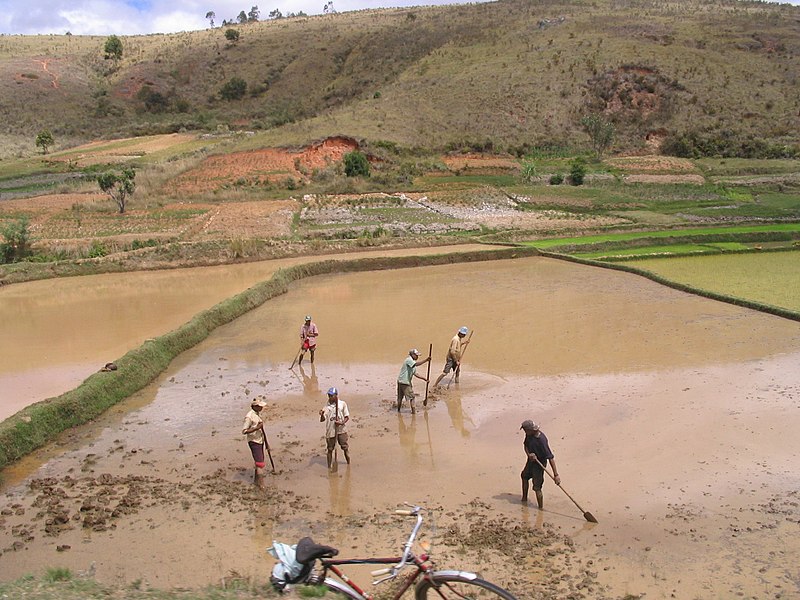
[324,577,360,597]
[429,570,480,580]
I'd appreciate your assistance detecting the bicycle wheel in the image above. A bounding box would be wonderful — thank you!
[415,572,517,600]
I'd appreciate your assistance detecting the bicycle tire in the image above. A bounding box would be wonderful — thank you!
[415,572,518,600]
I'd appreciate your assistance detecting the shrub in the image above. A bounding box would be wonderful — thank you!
[549,173,564,185]
[220,77,247,101]
[569,158,586,186]
[343,151,370,177]
[0,217,32,263]
[521,161,537,182]
[87,240,108,258]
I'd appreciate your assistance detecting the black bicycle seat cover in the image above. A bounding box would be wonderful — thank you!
[295,537,339,564]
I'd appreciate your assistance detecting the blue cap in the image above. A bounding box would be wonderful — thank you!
[458,326,468,335]
[327,387,338,396]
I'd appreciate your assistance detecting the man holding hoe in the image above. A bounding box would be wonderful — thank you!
[520,419,560,508]
[299,315,319,364]
[242,397,269,482]
[320,387,350,468]
[433,326,470,388]
[397,348,431,414]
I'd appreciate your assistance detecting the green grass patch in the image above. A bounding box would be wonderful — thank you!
[632,250,800,312]
[575,242,749,259]
[522,224,800,250]
[415,174,518,188]
[695,158,800,177]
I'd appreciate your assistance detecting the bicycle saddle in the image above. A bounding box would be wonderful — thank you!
[295,537,339,564]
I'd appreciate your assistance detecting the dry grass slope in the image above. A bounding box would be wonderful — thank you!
[0,0,798,158]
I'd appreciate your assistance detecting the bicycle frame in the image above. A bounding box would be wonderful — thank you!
[319,551,434,600]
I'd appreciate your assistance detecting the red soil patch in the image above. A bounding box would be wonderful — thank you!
[605,155,699,173]
[166,136,360,195]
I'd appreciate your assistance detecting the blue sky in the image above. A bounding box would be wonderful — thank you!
[0,0,798,35]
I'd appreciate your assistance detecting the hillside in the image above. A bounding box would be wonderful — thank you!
[1,0,799,159]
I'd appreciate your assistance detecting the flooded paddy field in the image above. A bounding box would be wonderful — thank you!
[1,257,799,599]
[0,244,489,420]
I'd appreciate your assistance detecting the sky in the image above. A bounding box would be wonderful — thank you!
[2,0,799,35]
[0,0,794,35]
[0,0,489,35]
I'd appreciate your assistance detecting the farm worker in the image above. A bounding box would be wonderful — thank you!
[299,315,319,364]
[242,397,268,480]
[433,326,470,388]
[320,387,350,467]
[396,348,431,414]
[520,419,561,509]
[520,420,560,508]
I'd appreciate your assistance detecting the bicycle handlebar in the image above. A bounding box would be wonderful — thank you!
[370,505,426,584]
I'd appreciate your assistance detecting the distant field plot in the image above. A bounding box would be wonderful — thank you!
[575,242,748,259]
[633,251,800,312]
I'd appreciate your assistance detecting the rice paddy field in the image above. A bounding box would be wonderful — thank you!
[631,250,800,312]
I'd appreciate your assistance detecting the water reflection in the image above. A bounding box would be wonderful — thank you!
[297,363,320,396]
[397,412,437,467]
[443,390,473,438]
[327,464,352,515]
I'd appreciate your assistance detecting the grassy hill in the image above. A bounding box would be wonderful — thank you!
[1,0,799,159]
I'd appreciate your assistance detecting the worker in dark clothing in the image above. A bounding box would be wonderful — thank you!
[520,419,560,508]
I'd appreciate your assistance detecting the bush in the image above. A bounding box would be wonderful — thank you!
[220,77,247,101]
[0,217,32,263]
[343,151,370,177]
[521,161,537,182]
[87,240,108,258]
[549,173,564,185]
[569,158,586,186]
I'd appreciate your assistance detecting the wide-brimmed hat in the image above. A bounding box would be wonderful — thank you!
[458,326,468,335]
[305,315,312,321]
[520,419,539,432]
[251,398,267,408]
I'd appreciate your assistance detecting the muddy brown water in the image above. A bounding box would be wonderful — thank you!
[0,244,490,420]
[2,256,800,599]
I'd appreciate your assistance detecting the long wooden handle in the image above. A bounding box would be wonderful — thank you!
[424,343,432,401]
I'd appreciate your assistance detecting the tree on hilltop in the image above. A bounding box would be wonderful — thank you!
[104,35,123,69]
[248,5,260,21]
[98,168,136,214]
[205,10,216,27]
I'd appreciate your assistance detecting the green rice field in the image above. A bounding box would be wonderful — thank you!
[632,250,800,312]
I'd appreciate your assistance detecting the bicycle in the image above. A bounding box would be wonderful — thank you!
[269,504,518,599]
